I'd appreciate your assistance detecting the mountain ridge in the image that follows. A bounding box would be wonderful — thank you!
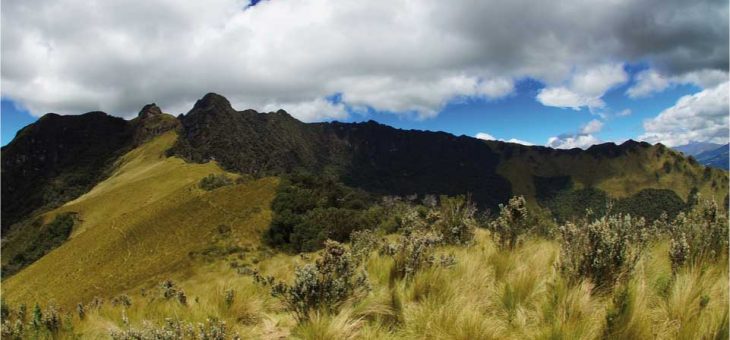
[3,92,728,232]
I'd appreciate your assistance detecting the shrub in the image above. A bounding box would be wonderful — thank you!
[350,229,382,263]
[161,280,178,299]
[434,195,477,245]
[42,304,61,334]
[489,196,535,250]
[31,304,42,330]
[1,319,23,340]
[290,207,368,252]
[199,173,233,191]
[160,280,187,305]
[77,303,85,320]
[266,240,370,322]
[111,294,132,308]
[224,289,235,309]
[110,318,231,340]
[668,199,729,272]
[267,173,375,252]
[558,213,648,287]
[385,230,444,282]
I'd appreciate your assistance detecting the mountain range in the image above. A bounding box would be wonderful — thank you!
[673,142,729,170]
[1,93,728,308]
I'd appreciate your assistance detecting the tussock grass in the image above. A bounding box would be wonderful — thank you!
[2,133,727,339]
[3,229,727,339]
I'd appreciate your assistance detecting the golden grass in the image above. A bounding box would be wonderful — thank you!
[2,131,279,308]
[5,229,726,339]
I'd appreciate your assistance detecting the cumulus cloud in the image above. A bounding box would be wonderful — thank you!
[581,119,604,134]
[475,132,533,145]
[547,134,602,149]
[626,70,671,98]
[546,118,605,149]
[261,97,347,122]
[1,0,727,119]
[627,69,729,98]
[537,64,628,110]
[640,82,729,147]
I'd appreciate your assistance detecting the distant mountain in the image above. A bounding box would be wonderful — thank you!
[673,141,723,156]
[695,144,729,170]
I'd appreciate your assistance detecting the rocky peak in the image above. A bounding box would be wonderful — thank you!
[138,104,162,119]
[191,93,233,113]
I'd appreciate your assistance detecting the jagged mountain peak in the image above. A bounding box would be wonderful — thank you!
[191,92,234,113]
[138,103,162,118]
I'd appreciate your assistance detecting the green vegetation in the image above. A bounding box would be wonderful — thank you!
[1,212,77,276]
[266,173,377,252]
[255,241,370,322]
[2,195,727,339]
[199,173,234,191]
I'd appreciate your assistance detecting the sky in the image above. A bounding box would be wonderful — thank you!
[2,0,728,147]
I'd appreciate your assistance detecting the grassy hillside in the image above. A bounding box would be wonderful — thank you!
[2,131,278,308]
[493,141,728,207]
[4,228,726,339]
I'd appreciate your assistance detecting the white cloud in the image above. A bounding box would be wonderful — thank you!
[475,132,497,141]
[475,132,533,145]
[627,68,729,98]
[1,0,727,119]
[546,118,605,149]
[547,134,602,149]
[640,82,729,147]
[261,97,348,122]
[537,64,628,110]
[505,138,534,146]
[476,78,515,99]
[616,108,632,117]
[626,70,670,98]
[581,119,604,134]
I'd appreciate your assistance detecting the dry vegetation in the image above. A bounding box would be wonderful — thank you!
[2,194,727,339]
[1,132,727,339]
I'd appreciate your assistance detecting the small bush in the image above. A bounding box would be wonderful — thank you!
[434,195,477,246]
[489,196,535,250]
[668,199,729,272]
[266,240,370,322]
[559,213,647,287]
[199,174,233,191]
[111,294,132,308]
[385,230,443,282]
[350,229,382,263]
[42,304,61,334]
[224,289,235,309]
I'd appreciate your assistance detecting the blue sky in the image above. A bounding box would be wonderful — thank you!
[2,0,727,148]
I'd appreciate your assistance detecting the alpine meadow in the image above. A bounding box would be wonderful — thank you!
[1,1,729,339]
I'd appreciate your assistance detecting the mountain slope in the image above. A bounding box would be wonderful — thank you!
[695,144,729,170]
[0,104,179,234]
[1,112,133,233]
[169,93,727,211]
[2,131,278,307]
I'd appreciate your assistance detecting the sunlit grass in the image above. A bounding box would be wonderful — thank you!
[4,228,727,339]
